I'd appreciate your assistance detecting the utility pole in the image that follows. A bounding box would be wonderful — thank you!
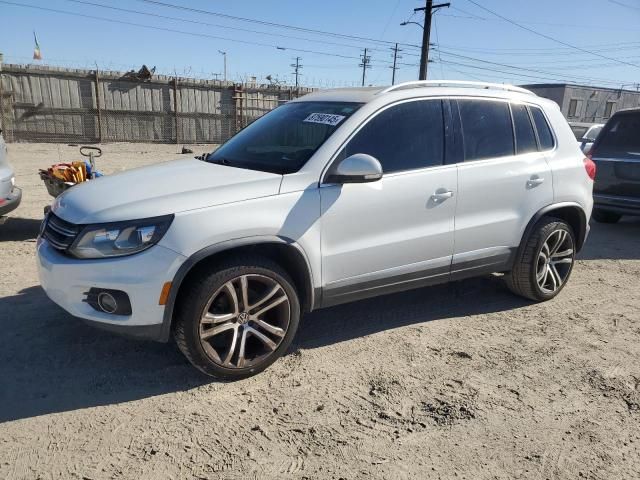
[414,0,449,80]
[390,43,402,85]
[290,56,303,91]
[218,50,227,82]
[359,48,371,86]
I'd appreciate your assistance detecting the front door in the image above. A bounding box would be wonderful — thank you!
[319,98,457,306]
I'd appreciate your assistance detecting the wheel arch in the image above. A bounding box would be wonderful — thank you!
[519,202,588,259]
[159,236,316,342]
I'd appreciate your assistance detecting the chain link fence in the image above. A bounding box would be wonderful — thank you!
[0,64,313,144]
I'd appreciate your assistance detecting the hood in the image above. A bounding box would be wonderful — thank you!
[53,158,282,224]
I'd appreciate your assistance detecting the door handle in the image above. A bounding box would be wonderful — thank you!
[431,190,454,202]
[527,176,545,188]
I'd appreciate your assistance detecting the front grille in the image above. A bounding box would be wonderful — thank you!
[42,213,81,251]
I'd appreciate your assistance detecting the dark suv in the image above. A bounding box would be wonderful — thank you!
[590,107,640,223]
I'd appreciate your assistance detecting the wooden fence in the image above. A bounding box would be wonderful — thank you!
[0,64,313,144]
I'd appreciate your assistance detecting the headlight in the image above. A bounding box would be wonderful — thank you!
[69,215,174,259]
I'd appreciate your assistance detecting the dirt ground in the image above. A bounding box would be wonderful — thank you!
[0,142,639,480]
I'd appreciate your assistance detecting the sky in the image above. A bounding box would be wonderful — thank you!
[0,0,639,89]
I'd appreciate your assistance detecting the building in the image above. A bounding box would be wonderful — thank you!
[522,83,640,124]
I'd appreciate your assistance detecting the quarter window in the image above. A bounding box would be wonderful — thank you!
[343,99,444,173]
[511,103,538,154]
[530,106,555,150]
[457,99,514,161]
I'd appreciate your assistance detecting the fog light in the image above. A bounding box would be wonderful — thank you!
[97,292,117,313]
[83,288,132,316]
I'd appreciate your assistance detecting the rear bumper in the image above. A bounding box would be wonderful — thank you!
[593,193,640,216]
[0,186,22,216]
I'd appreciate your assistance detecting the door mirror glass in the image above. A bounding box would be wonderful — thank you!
[325,153,383,184]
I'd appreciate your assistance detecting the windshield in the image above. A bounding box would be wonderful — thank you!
[596,113,640,159]
[206,101,362,174]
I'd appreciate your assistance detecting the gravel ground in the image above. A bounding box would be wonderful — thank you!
[0,143,639,480]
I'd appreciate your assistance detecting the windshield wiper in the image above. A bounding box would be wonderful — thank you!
[208,156,234,166]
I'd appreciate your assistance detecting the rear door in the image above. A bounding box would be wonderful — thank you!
[591,110,640,200]
[451,98,554,275]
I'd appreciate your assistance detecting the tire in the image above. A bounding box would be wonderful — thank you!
[505,217,576,302]
[592,209,622,224]
[173,255,300,380]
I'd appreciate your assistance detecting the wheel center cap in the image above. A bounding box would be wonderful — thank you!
[238,312,250,324]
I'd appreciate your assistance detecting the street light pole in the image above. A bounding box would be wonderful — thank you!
[218,50,227,82]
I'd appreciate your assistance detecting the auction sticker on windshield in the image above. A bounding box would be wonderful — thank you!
[303,113,346,126]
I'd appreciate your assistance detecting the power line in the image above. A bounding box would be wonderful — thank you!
[0,1,391,63]
[435,41,640,56]
[465,0,640,69]
[607,0,640,11]
[2,0,635,88]
[135,0,422,50]
[63,0,393,55]
[440,12,640,32]
[435,59,614,85]
[435,48,628,86]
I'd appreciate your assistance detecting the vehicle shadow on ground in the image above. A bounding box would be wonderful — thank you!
[2,217,638,422]
[578,217,640,261]
[0,277,527,423]
[0,217,42,242]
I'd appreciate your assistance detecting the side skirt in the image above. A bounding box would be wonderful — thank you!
[320,250,514,309]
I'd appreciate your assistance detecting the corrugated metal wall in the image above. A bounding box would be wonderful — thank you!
[0,64,312,144]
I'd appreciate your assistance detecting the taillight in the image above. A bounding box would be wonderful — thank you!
[584,157,596,180]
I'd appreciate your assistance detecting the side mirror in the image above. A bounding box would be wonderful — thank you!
[325,153,383,184]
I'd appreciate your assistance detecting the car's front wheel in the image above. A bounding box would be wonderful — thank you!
[174,256,300,379]
[505,217,576,302]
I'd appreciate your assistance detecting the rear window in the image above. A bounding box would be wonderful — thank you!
[530,107,555,150]
[458,99,514,161]
[595,112,640,160]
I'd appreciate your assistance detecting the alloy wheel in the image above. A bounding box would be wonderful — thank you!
[536,229,574,294]
[198,274,291,369]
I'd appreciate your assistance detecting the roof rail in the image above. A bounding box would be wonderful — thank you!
[379,80,535,96]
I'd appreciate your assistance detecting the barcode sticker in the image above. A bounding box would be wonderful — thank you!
[303,113,346,126]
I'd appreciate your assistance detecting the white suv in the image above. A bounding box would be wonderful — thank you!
[37,81,595,379]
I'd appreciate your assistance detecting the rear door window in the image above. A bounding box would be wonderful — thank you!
[511,103,538,154]
[343,99,445,173]
[595,113,640,160]
[457,99,514,161]
[530,106,555,150]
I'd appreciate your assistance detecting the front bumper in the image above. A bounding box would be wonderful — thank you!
[36,238,187,341]
[0,186,22,216]
[593,193,640,216]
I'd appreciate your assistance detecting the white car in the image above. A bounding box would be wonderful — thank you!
[37,81,595,379]
[0,130,21,220]
[578,123,604,154]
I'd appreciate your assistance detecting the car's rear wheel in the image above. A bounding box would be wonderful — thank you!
[505,217,576,302]
[174,256,300,380]
[592,209,622,224]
